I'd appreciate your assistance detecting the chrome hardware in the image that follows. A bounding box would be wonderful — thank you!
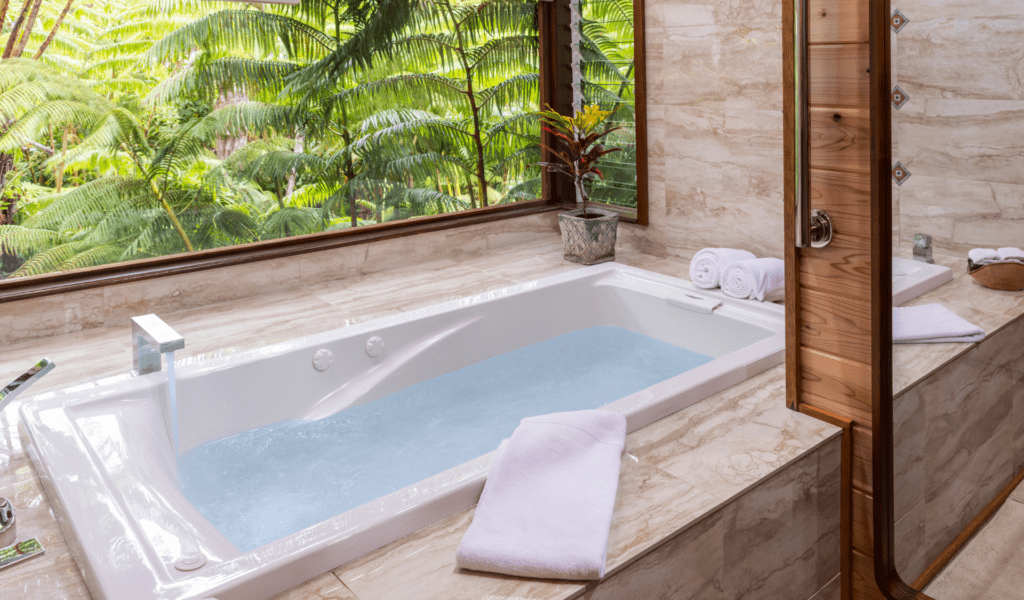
[0,358,56,413]
[906,233,931,249]
[174,552,207,571]
[0,498,15,549]
[132,314,185,375]
[906,233,934,263]
[807,209,835,248]
[794,0,813,248]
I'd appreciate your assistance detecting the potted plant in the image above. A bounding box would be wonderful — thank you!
[537,104,623,265]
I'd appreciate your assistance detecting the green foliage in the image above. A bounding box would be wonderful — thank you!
[577,0,637,207]
[536,104,621,214]
[0,0,635,280]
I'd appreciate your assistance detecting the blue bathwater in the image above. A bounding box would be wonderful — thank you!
[177,325,713,552]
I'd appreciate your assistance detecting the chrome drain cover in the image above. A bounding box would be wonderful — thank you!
[174,553,207,571]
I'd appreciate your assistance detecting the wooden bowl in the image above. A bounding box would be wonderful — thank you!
[969,262,1024,291]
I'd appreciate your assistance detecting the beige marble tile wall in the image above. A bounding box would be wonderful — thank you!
[893,0,1024,255]
[622,0,786,261]
[892,313,1024,583]
[0,212,560,347]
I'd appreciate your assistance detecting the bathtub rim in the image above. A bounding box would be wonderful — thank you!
[18,262,785,600]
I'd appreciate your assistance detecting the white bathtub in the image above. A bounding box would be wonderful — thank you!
[19,263,784,600]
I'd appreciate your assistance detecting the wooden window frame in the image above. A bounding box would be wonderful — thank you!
[0,0,648,304]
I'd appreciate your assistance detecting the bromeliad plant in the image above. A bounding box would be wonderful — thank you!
[536,104,622,217]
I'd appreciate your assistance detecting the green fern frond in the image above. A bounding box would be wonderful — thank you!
[146,10,334,64]
[0,225,67,255]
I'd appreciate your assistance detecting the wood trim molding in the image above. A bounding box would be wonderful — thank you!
[865,0,930,595]
[800,405,853,599]
[783,0,801,412]
[0,202,559,304]
[632,0,649,227]
[910,467,1024,591]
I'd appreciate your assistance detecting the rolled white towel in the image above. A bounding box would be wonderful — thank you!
[720,258,785,302]
[968,248,999,265]
[893,304,984,344]
[456,410,626,580]
[688,248,757,289]
[997,247,1024,263]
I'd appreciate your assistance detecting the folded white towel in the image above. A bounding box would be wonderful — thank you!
[456,410,627,580]
[968,248,999,265]
[720,258,785,302]
[689,248,757,289]
[893,304,985,344]
[997,247,1024,263]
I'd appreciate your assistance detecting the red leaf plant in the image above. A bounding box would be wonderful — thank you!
[536,104,622,217]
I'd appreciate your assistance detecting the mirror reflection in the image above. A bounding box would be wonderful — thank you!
[890,2,1024,595]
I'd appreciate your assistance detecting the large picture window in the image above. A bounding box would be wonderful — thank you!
[0,0,642,290]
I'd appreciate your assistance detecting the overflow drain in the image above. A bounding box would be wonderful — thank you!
[174,553,207,571]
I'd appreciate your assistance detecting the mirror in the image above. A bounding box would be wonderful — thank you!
[890,2,1024,595]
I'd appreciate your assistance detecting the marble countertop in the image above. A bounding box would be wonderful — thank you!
[893,247,1024,396]
[1,239,1016,600]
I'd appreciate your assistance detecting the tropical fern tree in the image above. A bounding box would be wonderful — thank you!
[0,59,271,276]
[577,0,636,207]
[143,0,419,228]
[350,0,542,208]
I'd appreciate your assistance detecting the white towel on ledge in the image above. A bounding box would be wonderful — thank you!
[456,410,627,580]
[893,304,985,344]
[997,247,1024,263]
[689,248,756,289]
[720,258,785,302]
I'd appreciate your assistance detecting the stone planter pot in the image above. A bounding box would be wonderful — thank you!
[558,208,619,265]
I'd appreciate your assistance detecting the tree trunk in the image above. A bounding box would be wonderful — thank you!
[3,0,32,58]
[446,2,489,207]
[0,0,12,39]
[34,0,73,59]
[54,127,67,192]
[340,100,358,228]
[284,131,304,199]
[0,153,15,222]
[214,88,249,160]
[13,0,44,58]
[0,153,24,273]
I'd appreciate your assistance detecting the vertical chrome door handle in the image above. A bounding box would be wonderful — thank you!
[794,0,834,249]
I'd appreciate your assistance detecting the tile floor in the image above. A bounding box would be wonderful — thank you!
[924,480,1024,599]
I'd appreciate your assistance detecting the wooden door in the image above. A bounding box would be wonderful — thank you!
[782,0,926,597]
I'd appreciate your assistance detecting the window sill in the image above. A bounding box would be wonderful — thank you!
[0,201,560,304]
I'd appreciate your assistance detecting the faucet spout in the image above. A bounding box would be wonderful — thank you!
[132,314,185,375]
[0,358,56,412]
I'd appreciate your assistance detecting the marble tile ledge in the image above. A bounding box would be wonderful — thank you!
[893,247,1024,396]
[0,239,839,600]
[4,238,1020,599]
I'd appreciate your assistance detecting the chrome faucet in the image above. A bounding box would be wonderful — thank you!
[0,359,56,413]
[132,314,185,375]
[907,233,934,264]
